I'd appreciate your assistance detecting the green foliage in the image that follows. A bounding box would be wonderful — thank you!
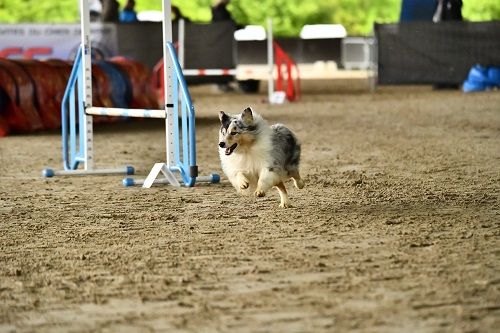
[123,0,403,36]
[463,0,500,21]
[1,0,499,36]
[171,0,213,22]
[230,0,332,36]
[116,0,213,22]
[0,0,77,23]
[326,0,401,36]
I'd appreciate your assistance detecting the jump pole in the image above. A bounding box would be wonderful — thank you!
[178,18,185,68]
[267,18,274,103]
[43,0,218,188]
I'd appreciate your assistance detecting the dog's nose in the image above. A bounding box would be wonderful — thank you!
[219,142,226,148]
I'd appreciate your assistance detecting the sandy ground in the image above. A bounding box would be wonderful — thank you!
[0,80,499,333]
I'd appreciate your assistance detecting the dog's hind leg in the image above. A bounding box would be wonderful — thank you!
[275,182,291,208]
[255,168,281,197]
[289,170,305,189]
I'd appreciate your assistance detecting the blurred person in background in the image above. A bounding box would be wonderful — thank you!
[100,0,120,22]
[211,0,238,92]
[89,0,102,22]
[433,0,463,89]
[399,0,437,21]
[433,0,463,22]
[211,0,234,23]
[120,0,138,22]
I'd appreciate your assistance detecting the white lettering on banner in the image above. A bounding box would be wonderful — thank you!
[0,28,25,36]
[44,27,72,36]
[28,28,42,36]
[0,23,118,60]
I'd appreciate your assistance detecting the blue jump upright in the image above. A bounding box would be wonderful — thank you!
[43,0,218,188]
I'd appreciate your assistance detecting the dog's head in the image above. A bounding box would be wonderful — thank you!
[218,107,258,156]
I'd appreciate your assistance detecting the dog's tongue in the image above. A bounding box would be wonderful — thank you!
[225,143,237,155]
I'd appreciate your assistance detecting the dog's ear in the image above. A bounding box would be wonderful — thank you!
[219,111,228,123]
[219,111,231,128]
[241,107,253,124]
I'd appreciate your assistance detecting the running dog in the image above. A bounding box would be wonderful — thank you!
[218,107,304,208]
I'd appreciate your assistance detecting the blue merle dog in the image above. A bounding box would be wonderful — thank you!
[218,107,304,207]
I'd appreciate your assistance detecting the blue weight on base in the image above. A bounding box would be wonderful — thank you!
[123,178,135,186]
[126,166,135,175]
[463,65,490,92]
[468,65,488,82]
[43,168,55,177]
[463,80,487,93]
[487,67,500,86]
[211,173,221,183]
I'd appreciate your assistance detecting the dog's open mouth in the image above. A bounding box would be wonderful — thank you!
[225,143,238,156]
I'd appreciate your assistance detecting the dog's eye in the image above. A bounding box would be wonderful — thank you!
[230,131,237,135]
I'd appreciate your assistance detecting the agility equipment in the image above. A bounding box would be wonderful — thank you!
[273,42,300,102]
[267,19,274,103]
[0,59,44,131]
[110,57,158,109]
[42,0,219,188]
[16,60,61,130]
[0,64,30,134]
[0,59,74,134]
[267,19,300,104]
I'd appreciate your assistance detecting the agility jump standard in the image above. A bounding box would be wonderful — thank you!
[43,0,219,187]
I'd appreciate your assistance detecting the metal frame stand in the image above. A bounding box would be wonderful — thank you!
[43,0,219,188]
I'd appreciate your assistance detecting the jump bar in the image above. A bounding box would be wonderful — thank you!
[43,166,134,177]
[86,107,165,118]
[183,69,237,76]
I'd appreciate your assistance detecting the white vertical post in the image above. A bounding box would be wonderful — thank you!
[162,0,175,167]
[179,18,185,68]
[80,0,94,170]
[369,38,377,93]
[267,18,274,104]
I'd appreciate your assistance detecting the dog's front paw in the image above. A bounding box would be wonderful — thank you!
[236,174,249,190]
[254,189,266,197]
[279,200,292,208]
[239,179,249,190]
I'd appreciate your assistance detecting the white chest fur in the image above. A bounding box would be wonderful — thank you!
[219,132,272,184]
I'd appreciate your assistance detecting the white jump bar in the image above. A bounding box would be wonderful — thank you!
[86,107,165,118]
[43,166,134,177]
[183,69,237,76]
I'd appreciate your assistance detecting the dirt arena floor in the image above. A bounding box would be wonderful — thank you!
[1,80,499,332]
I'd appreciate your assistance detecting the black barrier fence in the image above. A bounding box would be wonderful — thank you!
[236,38,341,65]
[183,21,236,85]
[117,21,236,84]
[375,21,500,85]
[115,22,343,70]
[183,21,236,69]
[117,22,164,70]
